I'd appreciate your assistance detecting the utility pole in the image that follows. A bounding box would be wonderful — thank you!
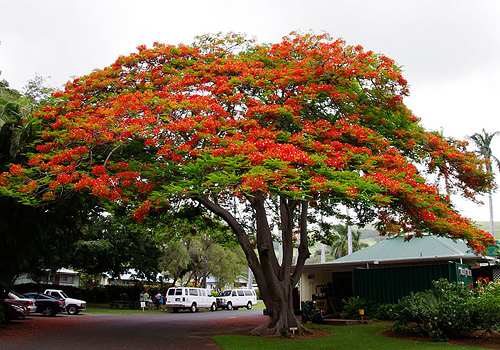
[347,206,353,255]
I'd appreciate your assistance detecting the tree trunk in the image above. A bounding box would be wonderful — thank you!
[250,277,303,337]
[195,194,311,337]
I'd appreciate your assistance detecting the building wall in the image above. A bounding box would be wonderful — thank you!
[300,271,332,302]
[14,271,80,288]
[354,262,472,304]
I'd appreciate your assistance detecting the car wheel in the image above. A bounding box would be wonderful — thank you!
[246,301,252,310]
[210,303,217,312]
[226,302,233,311]
[42,306,54,317]
[67,305,78,315]
[190,303,197,313]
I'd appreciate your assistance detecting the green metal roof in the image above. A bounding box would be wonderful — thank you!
[486,241,500,257]
[333,235,476,263]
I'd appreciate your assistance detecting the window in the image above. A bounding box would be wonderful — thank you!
[60,275,74,284]
[175,289,183,296]
[168,289,175,296]
[189,289,198,296]
[244,290,252,296]
[201,290,206,296]
[237,290,245,296]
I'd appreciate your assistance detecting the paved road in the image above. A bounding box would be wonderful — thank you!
[0,309,268,350]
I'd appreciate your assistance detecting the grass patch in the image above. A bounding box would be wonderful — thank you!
[84,301,265,315]
[84,303,154,315]
[213,323,492,350]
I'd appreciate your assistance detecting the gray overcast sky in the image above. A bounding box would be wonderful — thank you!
[1,0,499,222]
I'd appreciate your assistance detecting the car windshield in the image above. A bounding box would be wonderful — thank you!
[221,290,232,297]
[59,291,69,298]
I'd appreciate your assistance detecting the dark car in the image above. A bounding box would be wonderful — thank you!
[23,292,64,316]
[2,300,28,321]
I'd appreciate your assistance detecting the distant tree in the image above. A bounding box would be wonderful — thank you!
[22,74,54,106]
[209,244,247,290]
[312,223,368,259]
[0,79,22,101]
[159,233,246,288]
[469,129,500,236]
[0,194,84,292]
[70,204,162,281]
[330,224,368,259]
[159,239,190,286]
[158,206,246,288]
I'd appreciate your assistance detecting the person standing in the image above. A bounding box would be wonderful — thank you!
[139,291,145,311]
[155,292,162,310]
[159,294,164,311]
[143,291,150,311]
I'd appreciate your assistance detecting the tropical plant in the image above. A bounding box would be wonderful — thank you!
[469,129,500,236]
[0,32,494,337]
[0,99,39,163]
[392,279,500,342]
[340,296,374,319]
[321,224,368,259]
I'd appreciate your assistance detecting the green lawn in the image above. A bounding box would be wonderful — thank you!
[213,323,492,350]
[85,303,149,315]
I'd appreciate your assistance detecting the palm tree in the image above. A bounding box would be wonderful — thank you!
[469,129,500,237]
[0,99,39,164]
[329,224,368,259]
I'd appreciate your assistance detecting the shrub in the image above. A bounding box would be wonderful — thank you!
[391,278,500,342]
[372,303,397,321]
[340,296,374,319]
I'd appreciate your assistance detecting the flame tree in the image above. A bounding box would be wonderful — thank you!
[0,33,494,336]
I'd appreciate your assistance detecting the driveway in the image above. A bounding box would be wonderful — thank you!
[0,309,268,350]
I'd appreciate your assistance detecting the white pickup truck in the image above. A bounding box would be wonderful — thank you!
[44,289,86,315]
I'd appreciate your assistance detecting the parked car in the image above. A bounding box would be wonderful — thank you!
[23,293,64,316]
[6,291,37,314]
[44,289,86,315]
[165,287,217,312]
[2,300,28,321]
[216,289,258,310]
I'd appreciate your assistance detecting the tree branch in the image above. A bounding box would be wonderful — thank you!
[291,201,310,287]
[194,195,270,280]
[279,196,294,282]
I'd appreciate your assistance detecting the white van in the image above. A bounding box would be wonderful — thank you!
[165,287,217,312]
[216,289,258,310]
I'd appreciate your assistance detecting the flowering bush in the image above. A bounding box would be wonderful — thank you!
[391,279,500,341]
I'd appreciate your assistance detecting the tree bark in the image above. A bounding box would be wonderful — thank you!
[194,194,311,337]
